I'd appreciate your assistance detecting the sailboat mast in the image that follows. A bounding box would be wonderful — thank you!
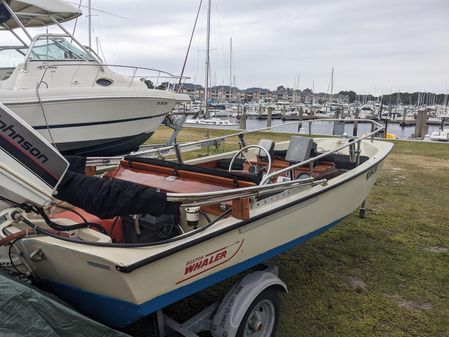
[229,37,232,102]
[312,80,315,105]
[204,0,211,118]
[330,67,334,98]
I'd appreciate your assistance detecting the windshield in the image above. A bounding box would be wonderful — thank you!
[28,36,95,62]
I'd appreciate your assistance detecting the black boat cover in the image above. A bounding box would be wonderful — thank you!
[57,171,177,219]
[65,155,87,175]
[0,270,128,337]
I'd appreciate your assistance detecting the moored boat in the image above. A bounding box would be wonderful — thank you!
[429,129,449,142]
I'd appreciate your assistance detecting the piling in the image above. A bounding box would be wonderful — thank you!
[310,106,315,117]
[414,110,428,139]
[440,117,447,131]
[333,107,340,119]
[298,106,304,132]
[383,118,389,138]
[401,107,407,126]
[267,107,273,128]
[353,108,360,137]
[240,105,246,130]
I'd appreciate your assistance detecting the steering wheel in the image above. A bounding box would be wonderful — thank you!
[228,145,272,175]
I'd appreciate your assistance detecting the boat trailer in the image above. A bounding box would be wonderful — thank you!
[153,265,286,337]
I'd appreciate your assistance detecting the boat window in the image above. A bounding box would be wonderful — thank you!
[28,37,95,62]
[96,78,113,86]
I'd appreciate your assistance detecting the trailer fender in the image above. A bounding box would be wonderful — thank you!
[210,270,287,337]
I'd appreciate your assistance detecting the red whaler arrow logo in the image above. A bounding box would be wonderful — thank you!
[176,240,244,285]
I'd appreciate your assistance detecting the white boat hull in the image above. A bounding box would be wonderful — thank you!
[1,88,184,155]
[17,142,390,326]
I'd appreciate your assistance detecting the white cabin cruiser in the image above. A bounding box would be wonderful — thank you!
[0,103,393,330]
[0,0,189,156]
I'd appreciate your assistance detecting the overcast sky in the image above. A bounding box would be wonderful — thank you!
[7,0,449,93]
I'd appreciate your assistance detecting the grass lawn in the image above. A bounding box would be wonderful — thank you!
[128,127,449,337]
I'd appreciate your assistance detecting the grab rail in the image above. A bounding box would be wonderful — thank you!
[167,177,327,205]
[137,118,382,157]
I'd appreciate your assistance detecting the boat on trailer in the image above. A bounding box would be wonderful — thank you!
[0,103,393,332]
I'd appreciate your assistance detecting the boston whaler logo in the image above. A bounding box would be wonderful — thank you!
[176,240,244,285]
[0,114,49,163]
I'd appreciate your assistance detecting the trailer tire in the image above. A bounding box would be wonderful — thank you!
[235,287,280,337]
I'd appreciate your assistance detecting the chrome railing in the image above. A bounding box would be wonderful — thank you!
[87,119,385,205]
[36,62,187,90]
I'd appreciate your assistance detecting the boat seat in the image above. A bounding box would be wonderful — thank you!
[315,152,369,170]
[216,158,245,170]
[256,139,275,160]
[285,136,317,164]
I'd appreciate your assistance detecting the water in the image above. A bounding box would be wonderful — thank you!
[245,119,441,139]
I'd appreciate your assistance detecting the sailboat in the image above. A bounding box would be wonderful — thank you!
[186,0,238,128]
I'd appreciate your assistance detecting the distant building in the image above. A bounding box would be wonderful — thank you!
[210,85,240,102]
[174,83,204,100]
[174,83,350,104]
[244,88,271,102]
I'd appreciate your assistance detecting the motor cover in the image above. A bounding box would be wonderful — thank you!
[0,103,68,208]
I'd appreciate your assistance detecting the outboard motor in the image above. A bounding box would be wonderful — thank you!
[0,103,179,247]
[0,103,69,210]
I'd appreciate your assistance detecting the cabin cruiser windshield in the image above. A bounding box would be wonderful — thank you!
[27,36,96,62]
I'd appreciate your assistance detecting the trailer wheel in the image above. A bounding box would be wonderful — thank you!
[236,287,280,337]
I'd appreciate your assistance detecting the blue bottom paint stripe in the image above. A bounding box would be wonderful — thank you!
[41,216,346,327]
